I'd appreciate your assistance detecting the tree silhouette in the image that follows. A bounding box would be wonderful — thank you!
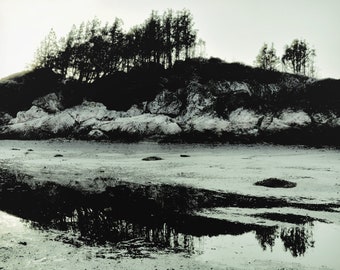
[32,28,59,69]
[282,39,316,76]
[255,43,279,71]
[32,10,202,82]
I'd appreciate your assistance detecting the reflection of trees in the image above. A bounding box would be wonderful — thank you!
[255,225,314,256]
[29,206,196,253]
[255,226,279,251]
[0,176,317,257]
[280,226,314,257]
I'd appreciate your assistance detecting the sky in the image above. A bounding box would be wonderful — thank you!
[1,0,339,79]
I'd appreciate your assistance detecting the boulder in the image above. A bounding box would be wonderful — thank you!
[254,178,297,188]
[183,89,216,120]
[228,108,262,135]
[185,115,229,134]
[266,110,312,131]
[98,114,182,136]
[10,106,48,124]
[229,81,252,95]
[147,90,182,116]
[40,112,75,134]
[88,129,107,140]
[32,92,63,113]
[0,112,13,126]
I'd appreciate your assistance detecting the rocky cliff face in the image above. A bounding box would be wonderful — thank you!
[1,76,340,146]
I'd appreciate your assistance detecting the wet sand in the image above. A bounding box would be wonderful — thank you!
[1,140,340,269]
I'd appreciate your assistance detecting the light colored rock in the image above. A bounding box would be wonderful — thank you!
[259,115,274,130]
[228,108,261,134]
[280,110,312,126]
[40,112,75,134]
[0,112,13,125]
[10,106,48,124]
[5,107,75,135]
[330,117,340,127]
[32,93,63,113]
[312,113,331,125]
[147,90,182,116]
[88,129,106,139]
[265,118,291,131]
[312,112,339,126]
[184,91,215,120]
[229,81,252,95]
[66,101,122,123]
[98,114,182,136]
[126,105,144,117]
[266,110,312,131]
[186,115,230,134]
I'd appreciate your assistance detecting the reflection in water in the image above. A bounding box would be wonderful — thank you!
[0,169,317,256]
[255,226,279,251]
[255,225,314,257]
[280,226,314,257]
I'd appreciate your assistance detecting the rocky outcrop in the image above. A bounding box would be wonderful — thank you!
[1,77,340,145]
[147,90,182,116]
[228,108,261,135]
[32,93,63,113]
[265,110,312,131]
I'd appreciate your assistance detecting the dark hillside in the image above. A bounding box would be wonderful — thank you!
[0,68,62,115]
[89,63,165,111]
[1,58,339,118]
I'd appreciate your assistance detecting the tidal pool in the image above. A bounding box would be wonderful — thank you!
[0,176,339,269]
[1,140,340,269]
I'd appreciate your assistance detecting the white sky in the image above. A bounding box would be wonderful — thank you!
[1,0,339,79]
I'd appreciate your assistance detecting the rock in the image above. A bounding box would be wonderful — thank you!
[54,154,63,157]
[259,115,274,130]
[126,105,144,117]
[32,92,63,113]
[266,110,312,131]
[280,110,312,126]
[88,129,106,140]
[40,112,75,134]
[329,116,340,127]
[311,113,336,125]
[142,156,163,161]
[180,154,190,157]
[254,178,297,188]
[67,101,121,123]
[98,114,182,136]
[185,115,229,134]
[228,108,262,135]
[229,81,252,95]
[183,81,216,120]
[147,90,182,116]
[9,106,48,124]
[0,112,13,126]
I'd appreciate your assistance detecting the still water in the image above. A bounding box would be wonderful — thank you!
[0,175,339,269]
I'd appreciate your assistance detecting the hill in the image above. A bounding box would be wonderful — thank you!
[1,58,340,146]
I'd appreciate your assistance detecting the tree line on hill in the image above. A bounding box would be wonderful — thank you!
[33,9,205,83]
[33,8,318,83]
[255,40,316,77]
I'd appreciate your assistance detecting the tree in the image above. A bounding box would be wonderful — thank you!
[31,10,203,81]
[162,9,174,68]
[255,43,279,71]
[172,9,197,61]
[281,39,316,76]
[32,28,59,69]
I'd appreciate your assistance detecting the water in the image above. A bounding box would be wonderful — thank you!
[1,173,340,268]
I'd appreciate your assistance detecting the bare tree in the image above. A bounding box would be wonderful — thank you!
[281,39,316,76]
[255,43,279,71]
